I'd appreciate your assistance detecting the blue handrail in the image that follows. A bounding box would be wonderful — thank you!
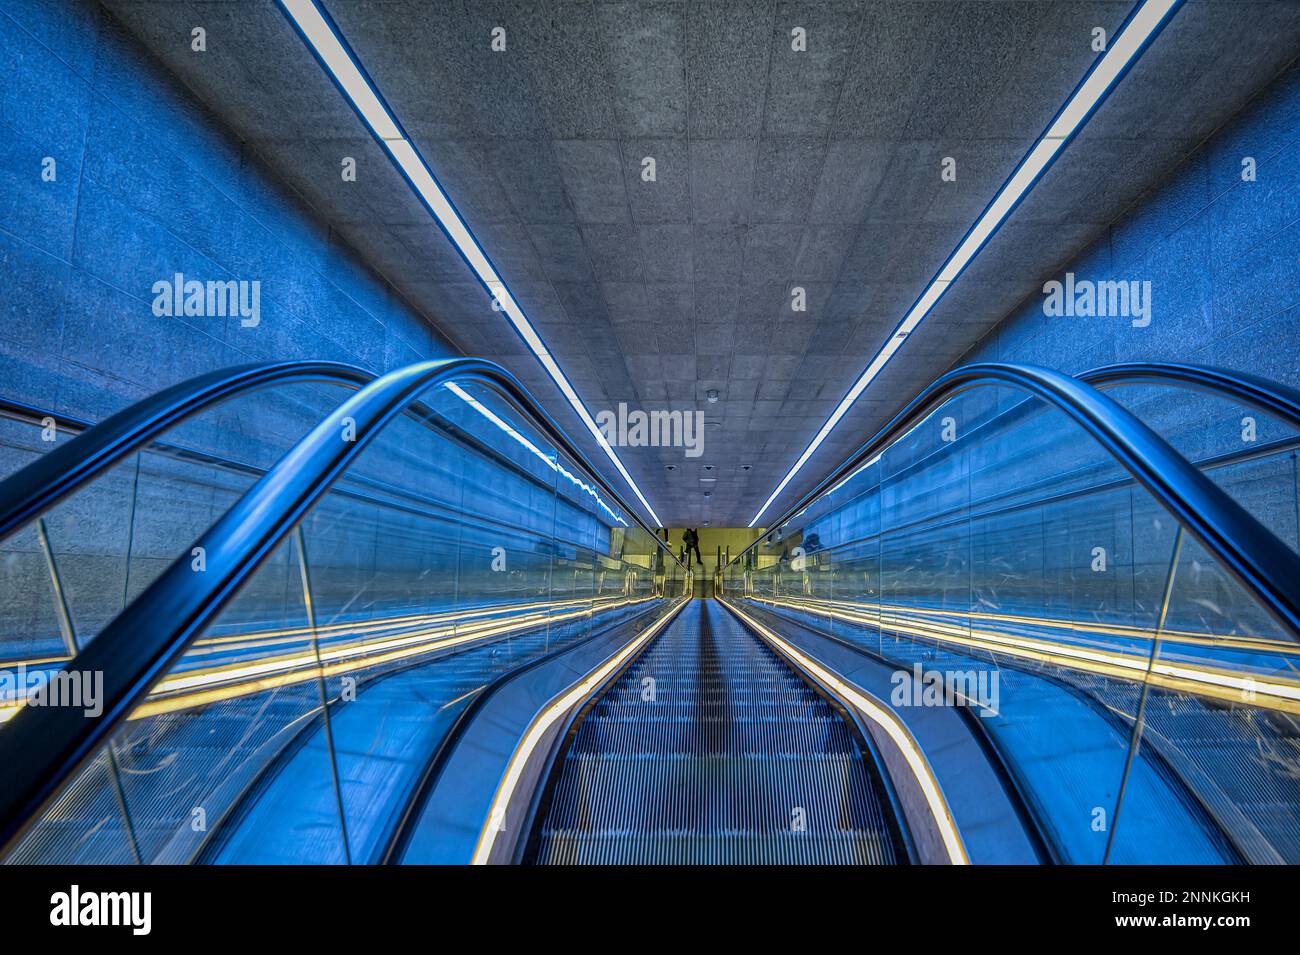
[1082,362,1300,427]
[725,362,1300,642]
[0,358,681,853]
[0,361,373,542]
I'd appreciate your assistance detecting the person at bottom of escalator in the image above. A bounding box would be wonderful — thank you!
[682,527,703,569]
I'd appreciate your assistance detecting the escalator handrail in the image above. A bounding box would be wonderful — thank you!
[381,596,685,864]
[0,358,681,854]
[1082,361,1300,427]
[0,357,677,557]
[0,393,633,561]
[865,361,1300,497]
[724,362,1300,639]
[730,360,1300,558]
[0,360,373,542]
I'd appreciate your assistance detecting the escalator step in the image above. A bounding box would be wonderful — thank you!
[535,830,892,865]
[530,601,901,864]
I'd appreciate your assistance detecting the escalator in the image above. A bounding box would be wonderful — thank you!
[0,358,693,864]
[526,600,906,865]
[722,363,1300,864]
[0,357,1297,864]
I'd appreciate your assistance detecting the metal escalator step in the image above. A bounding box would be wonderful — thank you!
[535,830,893,865]
[565,722,858,757]
[543,754,891,832]
[529,600,903,864]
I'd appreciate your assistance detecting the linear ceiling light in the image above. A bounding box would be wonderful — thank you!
[444,382,628,526]
[277,0,663,527]
[748,0,1183,528]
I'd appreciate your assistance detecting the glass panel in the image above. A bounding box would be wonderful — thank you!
[0,381,355,663]
[722,384,1295,863]
[1102,382,1300,552]
[1120,532,1300,863]
[5,535,346,864]
[2,374,684,863]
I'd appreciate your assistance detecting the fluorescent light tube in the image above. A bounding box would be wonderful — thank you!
[278,0,663,528]
[748,0,1182,528]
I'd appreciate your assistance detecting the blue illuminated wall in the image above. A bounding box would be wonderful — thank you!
[957,62,1298,386]
[938,60,1300,619]
[0,0,457,423]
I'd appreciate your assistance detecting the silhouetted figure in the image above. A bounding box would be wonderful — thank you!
[682,527,703,569]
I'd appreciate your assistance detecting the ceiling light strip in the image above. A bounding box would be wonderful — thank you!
[277,0,663,527]
[749,0,1183,528]
[444,381,629,526]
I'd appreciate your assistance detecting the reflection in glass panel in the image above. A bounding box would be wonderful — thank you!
[2,373,684,864]
[723,386,1295,863]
